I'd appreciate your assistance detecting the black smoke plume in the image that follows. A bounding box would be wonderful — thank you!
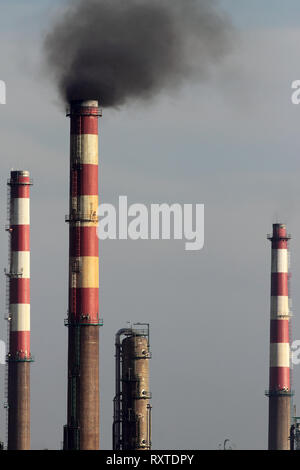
[44,0,233,107]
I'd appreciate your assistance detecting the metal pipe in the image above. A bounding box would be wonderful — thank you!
[113,328,133,450]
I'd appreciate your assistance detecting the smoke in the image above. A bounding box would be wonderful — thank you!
[44,0,233,107]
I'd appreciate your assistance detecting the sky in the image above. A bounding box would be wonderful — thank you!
[1,0,300,450]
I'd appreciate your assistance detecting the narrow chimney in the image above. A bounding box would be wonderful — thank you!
[7,170,32,450]
[266,223,292,450]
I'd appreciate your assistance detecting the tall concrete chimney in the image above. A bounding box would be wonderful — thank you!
[63,100,102,450]
[6,170,32,450]
[266,223,293,450]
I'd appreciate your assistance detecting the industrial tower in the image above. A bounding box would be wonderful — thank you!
[6,170,32,450]
[63,100,102,450]
[266,223,293,450]
[113,324,152,450]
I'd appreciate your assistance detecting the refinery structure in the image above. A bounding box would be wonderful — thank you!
[0,107,299,452]
[2,0,300,454]
[62,100,152,450]
[0,99,153,451]
[0,115,300,452]
[113,325,152,450]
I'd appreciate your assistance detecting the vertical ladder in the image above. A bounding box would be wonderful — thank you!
[288,245,294,422]
[3,182,11,449]
[69,117,82,449]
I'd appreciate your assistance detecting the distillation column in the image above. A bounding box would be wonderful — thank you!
[7,170,32,450]
[64,100,102,450]
[266,223,292,450]
[113,326,152,450]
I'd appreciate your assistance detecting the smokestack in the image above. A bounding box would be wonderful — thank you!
[6,170,32,450]
[113,325,152,450]
[64,100,102,450]
[266,223,293,450]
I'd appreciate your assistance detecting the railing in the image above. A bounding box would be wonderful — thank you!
[265,388,294,397]
[267,233,292,240]
[66,106,102,117]
[4,268,23,279]
[271,313,292,319]
[6,353,34,363]
[65,213,98,224]
[64,316,104,327]
[7,178,33,186]
[71,259,81,274]
[123,328,149,338]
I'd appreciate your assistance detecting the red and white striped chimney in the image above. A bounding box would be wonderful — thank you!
[64,100,102,450]
[7,170,32,450]
[267,223,292,450]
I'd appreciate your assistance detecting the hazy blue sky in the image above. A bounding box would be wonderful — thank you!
[1,1,300,450]
[221,0,300,28]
